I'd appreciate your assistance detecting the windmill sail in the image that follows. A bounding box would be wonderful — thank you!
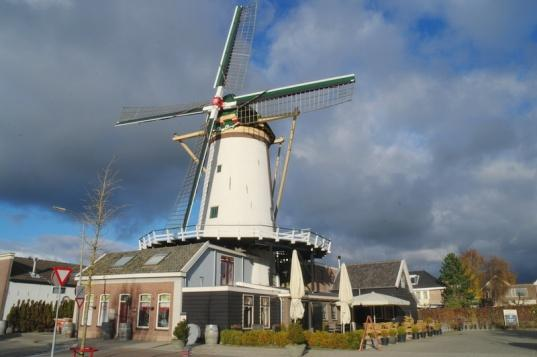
[214,1,257,94]
[181,116,218,228]
[166,121,208,229]
[235,74,356,124]
[116,102,206,126]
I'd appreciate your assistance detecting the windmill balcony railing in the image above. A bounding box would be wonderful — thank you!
[138,224,331,253]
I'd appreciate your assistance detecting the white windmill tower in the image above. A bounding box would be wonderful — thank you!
[116,2,355,285]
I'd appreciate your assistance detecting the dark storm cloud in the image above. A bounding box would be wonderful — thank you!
[1,0,537,282]
[0,0,236,232]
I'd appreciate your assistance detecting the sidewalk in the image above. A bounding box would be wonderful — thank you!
[0,332,77,357]
[3,330,536,357]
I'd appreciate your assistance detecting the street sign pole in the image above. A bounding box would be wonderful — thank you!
[51,287,62,357]
[75,285,85,340]
[49,266,73,357]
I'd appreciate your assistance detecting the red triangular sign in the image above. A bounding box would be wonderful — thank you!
[52,266,73,287]
[75,297,84,308]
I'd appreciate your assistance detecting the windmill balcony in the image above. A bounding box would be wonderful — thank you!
[138,224,331,254]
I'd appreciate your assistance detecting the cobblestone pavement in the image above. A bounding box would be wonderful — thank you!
[1,329,536,357]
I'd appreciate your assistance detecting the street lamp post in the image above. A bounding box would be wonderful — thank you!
[52,205,85,338]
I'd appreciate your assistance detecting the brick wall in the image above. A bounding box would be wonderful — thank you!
[78,280,175,341]
[0,254,14,319]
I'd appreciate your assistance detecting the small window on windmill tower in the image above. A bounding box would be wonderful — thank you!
[210,206,219,219]
[217,164,222,173]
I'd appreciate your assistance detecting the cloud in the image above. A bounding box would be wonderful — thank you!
[1,0,536,282]
[0,234,131,265]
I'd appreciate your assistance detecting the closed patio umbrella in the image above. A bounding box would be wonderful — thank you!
[338,263,353,332]
[289,249,305,322]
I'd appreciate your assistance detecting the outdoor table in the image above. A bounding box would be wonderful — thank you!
[70,346,98,357]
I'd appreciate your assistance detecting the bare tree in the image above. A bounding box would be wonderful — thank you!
[79,161,121,352]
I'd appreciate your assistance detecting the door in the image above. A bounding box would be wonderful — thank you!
[116,294,131,336]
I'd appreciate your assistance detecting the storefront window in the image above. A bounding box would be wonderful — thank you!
[157,294,171,329]
[137,294,151,328]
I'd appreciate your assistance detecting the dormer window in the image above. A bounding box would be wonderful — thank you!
[410,275,419,286]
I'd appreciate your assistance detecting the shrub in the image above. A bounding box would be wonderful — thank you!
[287,323,306,345]
[173,321,189,342]
[397,326,406,335]
[273,331,290,347]
[411,326,419,334]
[304,330,364,349]
[389,328,397,337]
[220,328,365,350]
[7,299,55,332]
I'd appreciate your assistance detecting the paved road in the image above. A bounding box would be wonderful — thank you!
[2,329,536,356]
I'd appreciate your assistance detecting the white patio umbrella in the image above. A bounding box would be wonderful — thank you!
[338,263,353,332]
[289,249,305,322]
[351,291,410,307]
[351,291,410,323]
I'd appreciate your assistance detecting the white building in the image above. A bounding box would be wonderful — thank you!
[0,253,78,321]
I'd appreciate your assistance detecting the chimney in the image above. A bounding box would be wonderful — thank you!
[337,255,341,270]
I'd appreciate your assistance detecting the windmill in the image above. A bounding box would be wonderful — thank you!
[116,2,355,258]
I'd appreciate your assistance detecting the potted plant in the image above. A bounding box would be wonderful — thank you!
[411,325,419,340]
[397,326,406,342]
[380,329,389,345]
[173,320,190,348]
[286,322,306,357]
[388,328,397,344]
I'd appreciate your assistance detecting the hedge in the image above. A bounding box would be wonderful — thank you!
[6,299,74,333]
[419,305,537,329]
[220,329,365,349]
[305,330,364,350]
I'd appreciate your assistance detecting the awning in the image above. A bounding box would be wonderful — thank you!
[351,291,410,307]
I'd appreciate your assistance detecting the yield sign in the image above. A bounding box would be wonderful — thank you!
[51,266,73,287]
[75,297,85,308]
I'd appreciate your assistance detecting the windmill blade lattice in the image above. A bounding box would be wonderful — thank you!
[235,74,356,124]
[214,1,257,94]
[166,120,208,229]
[116,101,206,126]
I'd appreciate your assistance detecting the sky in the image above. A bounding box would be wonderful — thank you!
[1,0,536,281]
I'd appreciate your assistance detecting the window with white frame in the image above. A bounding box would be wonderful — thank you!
[137,294,151,328]
[82,294,94,326]
[242,295,254,329]
[331,304,337,320]
[220,256,234,286]
[118,294,130,324]
[156,294,171,329]
[260,296,270,328]
[410,275,419,286]
[97,294,110,326]
[511,287,529,298]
